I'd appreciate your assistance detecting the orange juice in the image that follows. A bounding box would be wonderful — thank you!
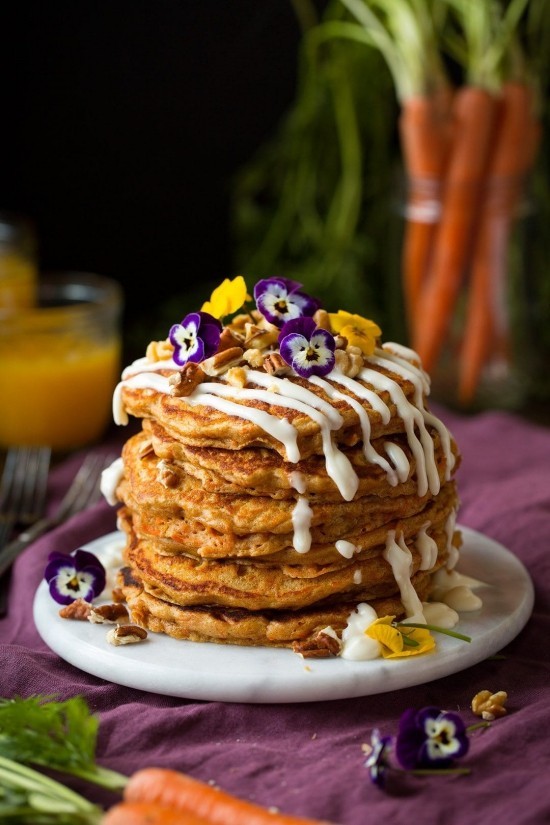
[0,251,37,312]
[0,273,123,452]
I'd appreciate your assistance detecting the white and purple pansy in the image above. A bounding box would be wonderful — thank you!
[253,277,320,328]
[44,549,106,605]
[395,706,470,770]
[278,317,335,378]
[169,311,222,366]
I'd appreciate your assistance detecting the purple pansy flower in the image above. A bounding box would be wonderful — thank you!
[253,277,320,328]
[44,549,106,605]
[365,729,393,789]
[395,706,470,770]
[278,317,335,378]
[169,311,222,366]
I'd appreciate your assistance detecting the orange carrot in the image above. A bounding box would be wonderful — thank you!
[101,801,213,825]
[458,81,541,404]
[123,768,334,825]
[413,85,499,374]
[399,88,453,341]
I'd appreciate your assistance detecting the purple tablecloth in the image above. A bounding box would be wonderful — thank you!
[1,408,549,824]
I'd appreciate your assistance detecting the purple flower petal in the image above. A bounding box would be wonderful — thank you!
[365,729,393,789]
[279,318,335,378]
[253,278,320,328]
[396,706,469,770]
[169,311,221,366]
[44,549,106,606]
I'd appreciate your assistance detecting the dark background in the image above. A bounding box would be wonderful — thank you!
[1,1,310,356]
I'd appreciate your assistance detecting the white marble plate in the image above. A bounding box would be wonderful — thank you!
[33,526,534,703]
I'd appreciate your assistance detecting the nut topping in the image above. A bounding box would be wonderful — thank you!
[106,624,148,646]
[88,603,129,624]
[292,630,342,659]
[156,460,179,489]
[169,362,205,397]
[471,689,508,720]
[263,353,290,376]
[201,347,244,376]
[58,598,92,620]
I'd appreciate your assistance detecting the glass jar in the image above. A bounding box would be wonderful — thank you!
[391,172,536,412]
[0,273,123,452]
[0,212,38,314]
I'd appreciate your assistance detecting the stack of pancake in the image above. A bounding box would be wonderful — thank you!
[110,301,461,655]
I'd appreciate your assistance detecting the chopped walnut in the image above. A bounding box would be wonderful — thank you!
[88,603,129,624]
[156,459,179,488]
[243,347,265,368]
[263,353,290,376]
[292,630,342,659]
[146,338,173,362]
[243,323,278,350]
[59,598,92,620]
[347,349,364,378]
[225,366,248,388]
[201,346,244,376]
[471,689,508,720]
[313,308,331,331]
[169,362,205,397]
[333,334,348,350]
[106,624,148,646]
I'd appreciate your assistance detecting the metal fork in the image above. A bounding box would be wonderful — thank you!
[0,446,52,550]
[0,451,115,584]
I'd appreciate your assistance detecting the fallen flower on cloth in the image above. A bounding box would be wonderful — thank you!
[44,549,106,606]
[364,706,491,790]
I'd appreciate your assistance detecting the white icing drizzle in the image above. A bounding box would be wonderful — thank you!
[360,362,438,497]
[325,371,391,423]
[444,508,459,570]
[416,522,438,570]
[310,374,398,487]
[100,457,124,506]
[340,602,381,660]
[422,601,459,628]
[122,355,177,379]
[291,496,313,554]
[383,530,426,622]
[289,470,306,495]
[442,586,483,612]
[383,441,410,483]
[113,372,171,425]
[246,370,343,428]
[335,540,357,559]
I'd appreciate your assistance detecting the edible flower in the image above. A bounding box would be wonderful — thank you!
[395,706,470,770]
[328,310,381,356]
[364,705,484,790]
[278,317,335,378]
[201,275,250,319]
[44,549,106,605]
[253,277,320,327]
[169,311,222,366]
[364,729,393,789]
[366,615,436,658]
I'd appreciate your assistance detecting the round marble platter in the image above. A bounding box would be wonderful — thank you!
[33,526,534,703]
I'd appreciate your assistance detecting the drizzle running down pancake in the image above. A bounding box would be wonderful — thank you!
[102,276,464,657]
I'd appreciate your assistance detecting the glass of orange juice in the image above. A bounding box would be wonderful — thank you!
[0,212,38,314]
[0,272,123,452]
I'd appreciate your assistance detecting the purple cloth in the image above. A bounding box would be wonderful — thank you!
[1,409,550,823]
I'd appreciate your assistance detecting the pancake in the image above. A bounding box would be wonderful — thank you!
[103,277,464,655]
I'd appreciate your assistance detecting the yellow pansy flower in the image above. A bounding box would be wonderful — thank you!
[328,310,381,356]
[201,275,249,319]
[366,616,435,658]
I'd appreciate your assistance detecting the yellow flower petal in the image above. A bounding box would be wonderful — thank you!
[366,621,404,655]
[327,311,381,356]
[384,627,436,659]
[201,275,249,319]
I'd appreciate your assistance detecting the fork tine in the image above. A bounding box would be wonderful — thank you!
[19,447,52,524]
[55,452,114,521]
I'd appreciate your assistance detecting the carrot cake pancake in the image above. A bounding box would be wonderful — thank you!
[102,275,464,656]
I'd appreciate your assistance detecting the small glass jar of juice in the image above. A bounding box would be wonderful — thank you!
[0,212,38,314]
[0,272,123,452]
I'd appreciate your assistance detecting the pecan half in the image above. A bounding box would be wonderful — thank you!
[59,598,92,620]
[169,362,205,397]
[88,603,129,624]
[292,630,342,659]
[106,624,148,646]
[263,353,290,376]
[201,347,244,376]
